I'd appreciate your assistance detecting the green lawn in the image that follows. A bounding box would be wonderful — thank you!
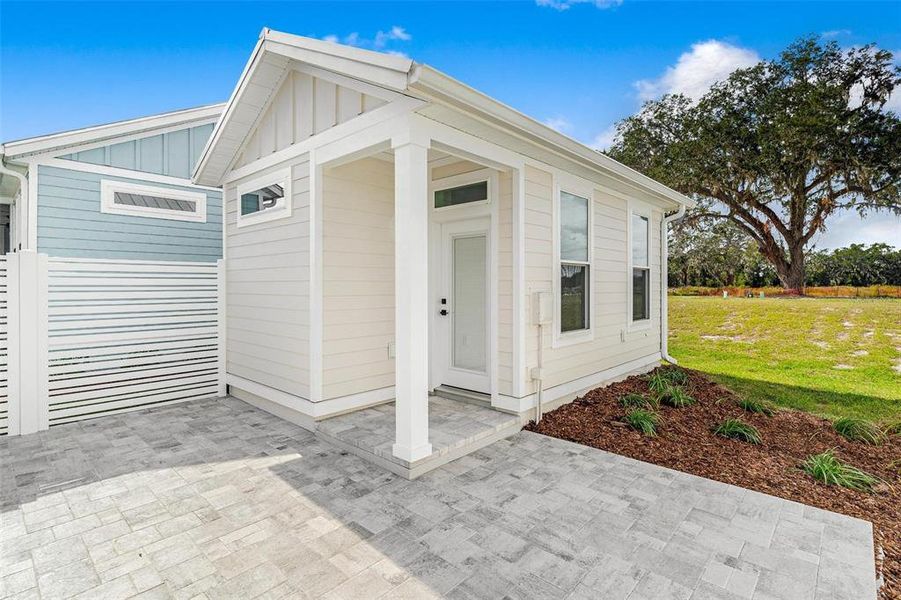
[668,296,901,422]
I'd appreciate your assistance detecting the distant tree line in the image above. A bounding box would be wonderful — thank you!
[669,236,901,288]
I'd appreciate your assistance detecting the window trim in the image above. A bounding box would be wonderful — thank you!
[552,174,595,348]
[236,168,292,228]
[100,179,207,223]
[628,201,653,329]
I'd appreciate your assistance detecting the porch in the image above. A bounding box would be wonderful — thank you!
[316,395,523,479]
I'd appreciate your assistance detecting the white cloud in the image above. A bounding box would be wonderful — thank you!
[635,40,760,101]
[322,26,411,52]
[374,26,411,49]
[589,124,618,150]
[535,0,622,10]
[821,29,851,39]
[813,209,901,250]
[543,116,572,133]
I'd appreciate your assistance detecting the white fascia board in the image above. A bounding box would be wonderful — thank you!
[193,27,416,187]
[408,65,695,210]
[264,28,413,76]
[1,103,225,161]
[192,33,270,187]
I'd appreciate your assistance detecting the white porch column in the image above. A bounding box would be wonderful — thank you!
[391,133,432,463]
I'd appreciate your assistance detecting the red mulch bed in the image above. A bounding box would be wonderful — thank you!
[525,368,901,599]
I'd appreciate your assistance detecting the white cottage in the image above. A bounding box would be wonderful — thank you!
[194,28,693,478]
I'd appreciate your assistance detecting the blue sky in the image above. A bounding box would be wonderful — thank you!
[2,0,899,248]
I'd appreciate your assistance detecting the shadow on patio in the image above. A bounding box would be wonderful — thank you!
[0,396,877,599]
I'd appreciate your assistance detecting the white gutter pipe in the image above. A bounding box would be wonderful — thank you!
[0,156,28,251]
[661,203,686,364]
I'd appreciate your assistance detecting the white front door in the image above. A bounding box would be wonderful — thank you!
[436,218,490,393]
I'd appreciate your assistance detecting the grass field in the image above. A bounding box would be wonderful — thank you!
[668,296,901,422]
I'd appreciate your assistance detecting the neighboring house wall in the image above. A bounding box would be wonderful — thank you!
[36,165,222,261]
[224,157,312,398]
[321,158,395,400]
[61,123,215,179]
[522,164,662,395]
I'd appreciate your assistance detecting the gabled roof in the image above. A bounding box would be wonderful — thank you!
[194,28,693,208]
[1,103,224,161]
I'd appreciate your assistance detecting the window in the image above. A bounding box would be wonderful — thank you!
[560,191,590,333]
[434,180,488,209]
[100,180,206,223]
[236,169,292,228]
[631,212,650,322]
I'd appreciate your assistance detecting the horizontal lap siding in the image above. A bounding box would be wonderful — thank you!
[523,164,662,393]
[321,158,395,400]
[37,165,222,262]
[0,258,7,434]
[225,157,311,398]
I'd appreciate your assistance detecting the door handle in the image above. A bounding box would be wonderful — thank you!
[439,309,448,316]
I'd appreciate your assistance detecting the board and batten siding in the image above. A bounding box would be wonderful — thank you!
[234,70,388,169]
[321,158,395,400]
[523,164,663,393]
[36,165,222,262]
[61,123,215,179]
[225,156,312,399]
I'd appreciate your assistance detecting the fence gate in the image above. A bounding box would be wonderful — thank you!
[45,258,223,427]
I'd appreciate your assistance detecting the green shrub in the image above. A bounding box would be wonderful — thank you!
[624,410,660,436]
[802,451,878,492]
[833,417,885,445]
[659,367,689,386]
[660,386,696,408]
[620,393,655,409]
[738,398,776,416]
[647,372,671,395]
[713,419,762,444]
[884,421,901,436]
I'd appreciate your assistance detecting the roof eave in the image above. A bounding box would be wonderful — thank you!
[409,65,695,209]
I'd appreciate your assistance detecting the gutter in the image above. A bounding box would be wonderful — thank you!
[661,203,687,364]
[0,155,27,251]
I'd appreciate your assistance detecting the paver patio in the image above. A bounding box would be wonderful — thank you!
[0,397,876,599]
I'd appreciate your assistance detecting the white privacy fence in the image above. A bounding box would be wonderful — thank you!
[2,251,225,435]
[0,257,9,435]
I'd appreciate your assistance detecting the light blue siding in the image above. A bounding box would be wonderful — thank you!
[60,123,215,178]
[37,165,222,262]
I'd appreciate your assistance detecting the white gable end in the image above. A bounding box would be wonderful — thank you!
[235,69,387,169]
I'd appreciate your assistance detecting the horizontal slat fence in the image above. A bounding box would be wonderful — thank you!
[46,258,222,426]
[0,256,8,434]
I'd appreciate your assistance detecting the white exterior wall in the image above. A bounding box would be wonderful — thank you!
[321,158,396,400]
[521,164,662,395]
[225,156,311,398]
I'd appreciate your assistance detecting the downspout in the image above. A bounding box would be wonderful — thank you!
[661,203,686,364]
[0,155,28,251]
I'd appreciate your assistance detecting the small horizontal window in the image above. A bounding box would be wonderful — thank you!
[100,180,206,223]
[241,184,285,216]
[114,191,196,213]
[236,170,292,228]
[434,181,488,209]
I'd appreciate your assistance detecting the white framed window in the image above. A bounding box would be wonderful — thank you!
[236,169,292,228]
[630,208,651,325]
[432,169,491,212]
[553,175,594,346]
[100,180,206,223]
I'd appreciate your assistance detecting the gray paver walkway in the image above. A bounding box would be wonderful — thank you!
[0,397,876,599]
